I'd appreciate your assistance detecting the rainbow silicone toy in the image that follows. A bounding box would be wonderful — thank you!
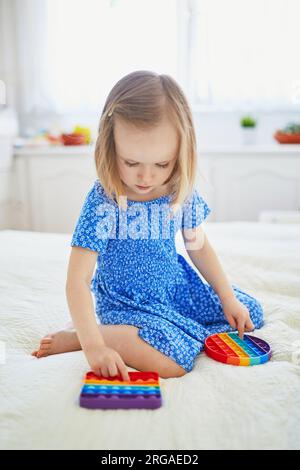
[204,333,272,366]
[79,371,162,409]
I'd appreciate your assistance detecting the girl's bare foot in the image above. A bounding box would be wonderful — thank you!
[31,328,81,358]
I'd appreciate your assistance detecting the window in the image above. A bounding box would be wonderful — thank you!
[188,0,300,111]
[44,0,179,113]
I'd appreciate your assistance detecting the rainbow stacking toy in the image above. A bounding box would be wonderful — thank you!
[205,333,272,366]
[79,371,162,409]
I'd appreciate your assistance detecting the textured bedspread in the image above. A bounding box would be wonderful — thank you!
[0,223,299,450]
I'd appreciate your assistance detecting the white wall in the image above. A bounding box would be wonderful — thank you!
[17,108,300,147]
[194,111,300,147]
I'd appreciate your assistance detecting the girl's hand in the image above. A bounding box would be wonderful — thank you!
[85,344,130,382]
[221,296,254,339]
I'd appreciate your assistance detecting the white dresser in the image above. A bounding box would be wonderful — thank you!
[198,145,300,222]
[11,146,96,233]
[10,144,300,233]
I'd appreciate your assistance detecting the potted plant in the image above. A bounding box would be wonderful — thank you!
[240,115,257,145]
[274,122,300,144]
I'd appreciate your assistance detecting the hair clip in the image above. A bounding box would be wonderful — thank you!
[108,104,115,117]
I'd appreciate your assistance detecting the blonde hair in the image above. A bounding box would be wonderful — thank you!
[94,70,198,216]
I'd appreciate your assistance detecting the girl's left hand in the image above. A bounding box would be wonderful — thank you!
[221,296,254,339]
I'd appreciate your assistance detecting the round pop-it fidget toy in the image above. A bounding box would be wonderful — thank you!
[204,332,272,366]
[79,371,162,409]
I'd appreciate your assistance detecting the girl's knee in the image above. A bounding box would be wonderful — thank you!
[159,361,188,379]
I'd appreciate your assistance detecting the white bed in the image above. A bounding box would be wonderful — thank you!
[0,223,300,450]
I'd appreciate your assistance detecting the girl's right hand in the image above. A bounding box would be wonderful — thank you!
[85,345,130,382]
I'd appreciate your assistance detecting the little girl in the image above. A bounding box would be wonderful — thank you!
[32,70,264,380]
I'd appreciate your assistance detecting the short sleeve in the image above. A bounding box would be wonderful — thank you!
[181,189,211,229]
[71,181,116,256]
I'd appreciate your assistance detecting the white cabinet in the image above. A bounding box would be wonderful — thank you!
[198,147,300,222]
[28,156,95,233]
[11,145,300,232]
[12,147,97,233]
[208,155,300,221]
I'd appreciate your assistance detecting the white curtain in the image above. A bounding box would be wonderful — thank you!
[189,0,300,111]
[0,0,18,109]
[1,0,300,123]
[1,0,180,118]
[0,0,55,116]
[44,0,179,114]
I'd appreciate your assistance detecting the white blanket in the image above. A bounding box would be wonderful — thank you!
[0,223,300,450]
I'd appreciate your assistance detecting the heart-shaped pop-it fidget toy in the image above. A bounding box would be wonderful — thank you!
[79,371,162,409]
[205,333,272,366]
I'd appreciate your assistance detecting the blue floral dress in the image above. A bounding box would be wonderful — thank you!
[71,180,264,372]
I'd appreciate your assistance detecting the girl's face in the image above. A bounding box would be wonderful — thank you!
[114,116,179,197]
